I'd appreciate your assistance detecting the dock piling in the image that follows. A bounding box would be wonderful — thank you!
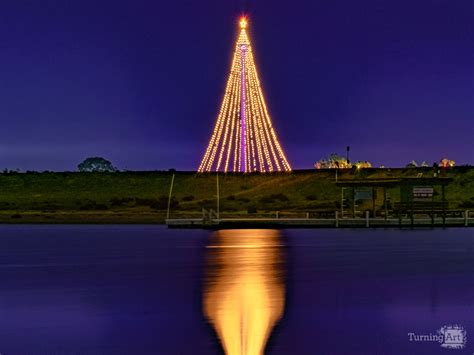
[166,174,175,221]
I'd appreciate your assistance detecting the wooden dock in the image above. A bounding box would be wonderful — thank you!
[165,177,472,229]
[166,214,474,229]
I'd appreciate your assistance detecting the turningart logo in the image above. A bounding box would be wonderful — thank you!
[438,325,467,350]
[408,324,467,350]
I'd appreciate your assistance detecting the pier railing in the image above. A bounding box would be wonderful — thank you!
[166,209,473,228]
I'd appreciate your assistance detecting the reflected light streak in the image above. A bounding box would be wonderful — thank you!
[203,229,285,355]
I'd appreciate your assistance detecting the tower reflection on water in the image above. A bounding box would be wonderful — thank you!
[203,229,286,355]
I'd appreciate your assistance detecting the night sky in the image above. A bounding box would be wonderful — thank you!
[0,0,472,171]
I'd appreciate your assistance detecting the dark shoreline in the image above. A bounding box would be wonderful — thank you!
[0,167,473,225]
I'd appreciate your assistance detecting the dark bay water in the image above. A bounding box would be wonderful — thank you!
[0,225,472,355]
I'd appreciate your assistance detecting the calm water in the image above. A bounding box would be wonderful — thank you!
[0,225,472,355]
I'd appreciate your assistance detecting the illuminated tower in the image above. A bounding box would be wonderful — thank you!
[198,17,292,173]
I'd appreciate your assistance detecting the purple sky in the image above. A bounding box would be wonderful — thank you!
[0,0,472,171]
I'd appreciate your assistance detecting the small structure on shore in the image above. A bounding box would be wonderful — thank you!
[335,177,453,225]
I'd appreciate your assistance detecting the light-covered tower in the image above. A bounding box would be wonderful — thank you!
[198,17,291,173]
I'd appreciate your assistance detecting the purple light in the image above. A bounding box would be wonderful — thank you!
[240,44,248,173]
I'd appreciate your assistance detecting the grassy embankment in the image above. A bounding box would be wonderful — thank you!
[0,167,473,223]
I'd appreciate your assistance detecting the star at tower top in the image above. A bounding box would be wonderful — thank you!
[239,17,248,29]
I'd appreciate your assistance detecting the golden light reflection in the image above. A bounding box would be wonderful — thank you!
[203,229,286,355]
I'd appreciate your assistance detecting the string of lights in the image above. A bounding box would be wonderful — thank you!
[198,17,291,173]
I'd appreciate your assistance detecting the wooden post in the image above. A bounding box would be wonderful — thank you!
[341,187,344,217]
[352,188,356,218]
[216,173,220,220]
[398,185,402,228]
[306,212,309,219]
[335,210,339,228]
[166,173,175,221]
[465,210,469,227]
[442,184,446,226]
[431,185,435,227]
[365,210,369,227]
[372,186,376,218]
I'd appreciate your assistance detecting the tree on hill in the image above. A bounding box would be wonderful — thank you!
[315,153,351,169]
[354,161,372,169]
[78,157,117,172]
[440,158,455,168]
